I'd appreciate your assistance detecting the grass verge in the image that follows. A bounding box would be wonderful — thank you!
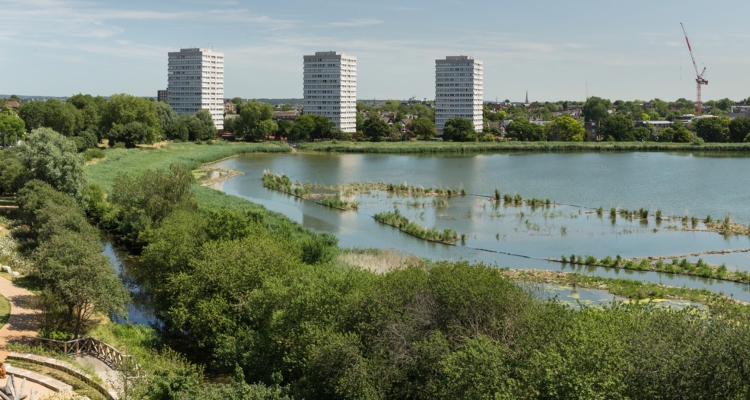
[0,292,9,330]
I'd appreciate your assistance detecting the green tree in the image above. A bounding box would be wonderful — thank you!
[34,227,129,338]
[67,93,103,130]
[582,96,611,122]
[356,112,365,133]
[443,118,476,142]
[692,117,730,142]
[19,128,87,201]
[100,94,161,142]
[728,116,750,143]
[0,113,26,146]
[235,100,274,141]
[195,109,217,141]
[0,149,27,195]
[672,127,692,143]
[600,115,634,141]
[165,121,189,141]
[657,127,675,142]
[363,118,390,142]
[548,115,584,142]
[155,101,178,132]
[17,101,46,131]
[407,117,437,140]
[110,163,196,247]
[506,118,541,141]
[276,119,294,139]
[108,121,158,148]
[633,126,651,141]
[290,114,333,141]
[18,99,84,136]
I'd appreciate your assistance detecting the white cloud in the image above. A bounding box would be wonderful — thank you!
[329,19,383,27]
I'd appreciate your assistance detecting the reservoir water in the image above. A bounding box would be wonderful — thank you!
[208,151,750,301]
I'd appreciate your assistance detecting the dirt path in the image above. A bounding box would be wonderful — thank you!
[0,276,41,362]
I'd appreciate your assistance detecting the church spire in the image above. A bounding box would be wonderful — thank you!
[525,90,529,106]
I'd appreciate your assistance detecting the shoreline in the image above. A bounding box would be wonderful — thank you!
[296,140,750,154]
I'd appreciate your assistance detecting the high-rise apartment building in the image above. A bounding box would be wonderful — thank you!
[435,55,483,134]
[167,48,224,130]
[303,51,357,133]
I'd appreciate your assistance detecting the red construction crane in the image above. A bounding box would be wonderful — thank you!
[680,23,708,116]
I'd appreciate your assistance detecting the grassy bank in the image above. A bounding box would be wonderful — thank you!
[85,141,291,191]
[298,140,750,154]
[85,142,305,232]
[0,292,9,330]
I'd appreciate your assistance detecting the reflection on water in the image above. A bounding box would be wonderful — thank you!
[208,152,750,302]
[102,239,158,326]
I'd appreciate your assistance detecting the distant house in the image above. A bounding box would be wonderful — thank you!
[224,101,237,114]
[272,110,299,121]
[634,121,672,137]
[483,121,501,134]
[584,120,601,141]
[6,101,19,109]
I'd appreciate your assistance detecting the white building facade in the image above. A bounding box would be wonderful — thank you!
[435,55,483,134]
[303,51,357,133]
[167,48,224,130]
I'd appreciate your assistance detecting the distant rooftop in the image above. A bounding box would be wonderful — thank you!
[445,56,472,60]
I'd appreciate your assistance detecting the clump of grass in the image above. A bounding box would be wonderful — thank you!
[639,208,649,220]
[691,216,698,228]
[656,209,662,221]
[610,207,617,219]
[705,214,712,223]
[262,171,309,197]
[494,189,500,201]
[337,249,424,274]
[597,207,603,217]
[373,209,459,244]
[319,197,358,211]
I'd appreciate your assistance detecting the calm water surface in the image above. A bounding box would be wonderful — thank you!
[209,151,750,301]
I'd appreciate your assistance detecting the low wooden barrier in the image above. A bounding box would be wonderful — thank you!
[19,336,133,371]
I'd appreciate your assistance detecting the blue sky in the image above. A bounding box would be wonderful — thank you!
[2,0,749,102]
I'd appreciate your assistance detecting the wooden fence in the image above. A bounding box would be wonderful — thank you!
[19,336,135,371]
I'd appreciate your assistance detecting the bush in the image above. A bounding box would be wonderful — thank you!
[83,147,105,161]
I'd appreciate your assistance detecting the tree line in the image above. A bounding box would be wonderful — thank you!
[9,94,216,149]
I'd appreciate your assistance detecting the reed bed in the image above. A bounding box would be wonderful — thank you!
[557,253,750,284]
[337,248,425,274]
[373,209,459,244]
